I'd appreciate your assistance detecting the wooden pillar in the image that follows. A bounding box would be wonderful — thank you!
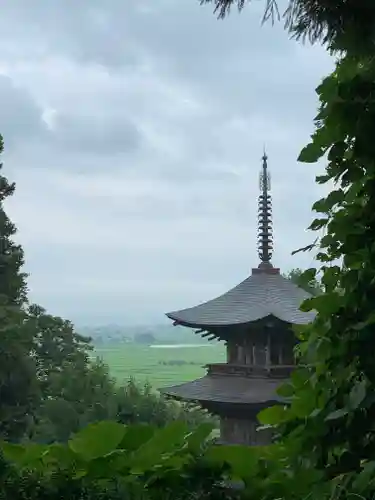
[255,425,273,446]
[220,415,273,446]
[226,343,231,363]
[266,330,271,368]
[219,417,227,442]
[227,343,236,364]
[244,340,253,365]
[278,341,283,365]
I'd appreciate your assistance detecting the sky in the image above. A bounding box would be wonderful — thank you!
[0,0,334,325]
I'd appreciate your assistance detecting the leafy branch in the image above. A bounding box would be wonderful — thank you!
[201,0,375,51]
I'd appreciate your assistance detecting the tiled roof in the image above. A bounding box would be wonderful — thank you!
[160,374,283,404]
[166,270,315,328]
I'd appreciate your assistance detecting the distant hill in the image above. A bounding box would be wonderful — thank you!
[78,323,214,346]
[134,333,156,344]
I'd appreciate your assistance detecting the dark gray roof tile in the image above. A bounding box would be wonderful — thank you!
[160,374,283,404]
[166,271,315,327]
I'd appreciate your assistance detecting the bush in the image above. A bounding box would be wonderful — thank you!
[115,379,215,429]
[0,421,233,500]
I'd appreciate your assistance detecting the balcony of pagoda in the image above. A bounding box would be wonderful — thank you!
[205,363,294,379]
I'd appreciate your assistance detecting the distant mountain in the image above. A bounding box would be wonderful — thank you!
[78,323,213,346]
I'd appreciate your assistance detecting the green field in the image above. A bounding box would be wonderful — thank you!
[93,342,226,388]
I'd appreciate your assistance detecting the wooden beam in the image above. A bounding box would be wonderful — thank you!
[201,331,211,338]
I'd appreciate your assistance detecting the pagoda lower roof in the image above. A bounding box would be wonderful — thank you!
[166,269,315,328]
[159,374,283,405]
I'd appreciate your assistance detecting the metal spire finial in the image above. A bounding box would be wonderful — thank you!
[257,151,273,264]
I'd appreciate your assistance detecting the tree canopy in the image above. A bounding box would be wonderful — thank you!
[201,0,375,51]
[0,136,39,441]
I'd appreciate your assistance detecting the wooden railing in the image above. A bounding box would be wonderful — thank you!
[205,363,294,378]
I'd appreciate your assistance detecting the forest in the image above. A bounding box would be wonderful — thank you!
[2,0,375,499]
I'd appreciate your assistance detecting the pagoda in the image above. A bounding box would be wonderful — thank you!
[160,153,315,446]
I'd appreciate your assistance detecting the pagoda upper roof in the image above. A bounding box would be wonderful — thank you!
[166,265,315,328]
[160,374,283,405]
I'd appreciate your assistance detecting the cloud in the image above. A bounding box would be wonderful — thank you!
[50,110,141,155]
[0,75,47,148]
[0,0,333,325]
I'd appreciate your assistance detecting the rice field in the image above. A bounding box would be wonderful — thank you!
[93,342,226,388]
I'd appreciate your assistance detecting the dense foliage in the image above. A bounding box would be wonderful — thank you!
[0,135,39,441]
[277,53,375,498]
[199,1,375,500]
[0,420,233,500]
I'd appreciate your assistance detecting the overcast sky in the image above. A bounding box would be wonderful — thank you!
[0,0,333,325]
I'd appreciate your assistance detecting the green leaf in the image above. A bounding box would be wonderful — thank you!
[312,191,345,214]
[312,198,331,214]
[327,142,347,162]
[325,408,348,421]
[353,460,375,492]
[316,75,338,102]
[320,233,336,248]
[291,368,311,389]
[85,450,129,479]
[129,421,188,472]
[186,422,215,453]
[154,453,190,471]
[298,143,324,163]
[321,265,341,291]
[309,218,329,230]
[257,405,289,425]
[326,189,345,207]
[349,379,367,410]
[316,251,332,263]
[299,297,314,312]
[43,443,79,471]
[352,311,375,331]
[68,421,126,461]
[302,292,342,316]
[276,382,295,398]
[300,267,317,283]
[309,408,322,418]
[120,423,155,451]
[1,442,48,468]
[315,337,332,361]
[316,174,331,184]
[290,392,318,419]
[205,444,258,479]
[73,469,88,479]
[0,442,25,463]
